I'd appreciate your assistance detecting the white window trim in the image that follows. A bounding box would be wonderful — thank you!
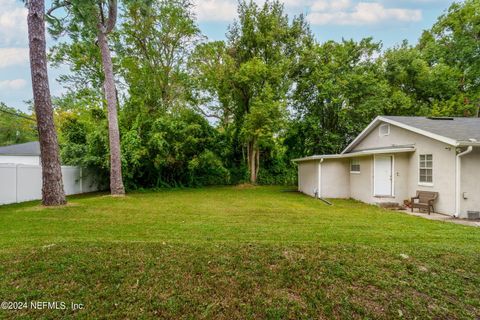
[379,123,390,137]
[418,154,433,186]
[418,182,434,187]
[350,159,361,174]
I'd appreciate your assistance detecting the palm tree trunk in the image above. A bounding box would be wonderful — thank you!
[27,0,66,206]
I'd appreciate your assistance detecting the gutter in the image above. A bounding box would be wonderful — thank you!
[292,146,416,162]
[455,141,476,217]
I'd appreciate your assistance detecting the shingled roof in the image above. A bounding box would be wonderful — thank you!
[342,116,480,154]
[0,141,40,156]
[383,116,480,143]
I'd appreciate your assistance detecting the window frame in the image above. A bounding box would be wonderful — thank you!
[350,158,361,174]
[418,154,433,186]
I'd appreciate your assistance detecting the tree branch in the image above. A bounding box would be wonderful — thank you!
[46,1,70,17]
[105,0,117,34]
[193,106,222,120]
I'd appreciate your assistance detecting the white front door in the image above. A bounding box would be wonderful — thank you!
[374,156,393,196]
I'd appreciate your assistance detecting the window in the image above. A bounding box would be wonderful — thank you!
[379,124,390,136]
[350,159,360,173]
[419,154,433,184]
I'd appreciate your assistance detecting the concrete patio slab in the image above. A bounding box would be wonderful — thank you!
[398,209,480,227]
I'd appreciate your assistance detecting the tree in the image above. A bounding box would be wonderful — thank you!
[288,39,392,157]
[418,0,480,117]
[119,0,201,115]
[96,0,125,195]
[48,0,125,195]
[0,103,37,146]
[27,0,66,206]
[190,0,311,183]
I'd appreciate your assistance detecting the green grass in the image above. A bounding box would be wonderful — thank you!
[0,186,479,319]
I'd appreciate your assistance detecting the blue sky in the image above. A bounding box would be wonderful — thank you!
[1,0,455,112]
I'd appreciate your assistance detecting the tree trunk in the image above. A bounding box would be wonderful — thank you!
[27,0,66,206]
[248,139,258,184]
[97,27,125,195]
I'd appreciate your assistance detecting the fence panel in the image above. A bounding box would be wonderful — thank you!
[0,165,99,206]
[16,165,42,203]
[0,164,16,204]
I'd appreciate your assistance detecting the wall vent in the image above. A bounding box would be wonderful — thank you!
[379,123,390,136]
[467,211,480,220]
[427,117,454,120]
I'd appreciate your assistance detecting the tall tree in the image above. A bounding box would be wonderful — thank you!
[418,0,480,117]
[48,0,125,195]
[288,39,392,157]
[190,0,311,183]
[96,0,125,195]
[119,0,201,115]
[27,0,66,206]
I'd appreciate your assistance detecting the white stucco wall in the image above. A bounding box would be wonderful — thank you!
[297,160,319,197]
[0,155,40,165]
[296,121,473,216]
[348,154,409,205]
[320,159,350,198]
[352,122,457,214]
[349,156,372,204]
[459,148,480,217]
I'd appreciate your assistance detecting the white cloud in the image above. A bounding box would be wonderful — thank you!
[0,0,28,46]
[0,48,29,69]
[307,1,422,25]
[193,0,308,22]
[0,79,27,90]
[193,0,422,26]
[311,0,351,12]
[282,0,310,7]
[194,0,238,22]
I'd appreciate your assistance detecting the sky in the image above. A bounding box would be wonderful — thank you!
[1,0,455,112]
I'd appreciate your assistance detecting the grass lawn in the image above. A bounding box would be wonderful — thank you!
[0,186,479,319]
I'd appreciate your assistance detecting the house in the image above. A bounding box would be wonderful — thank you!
[0,141,41,165]
[293,116,480,218]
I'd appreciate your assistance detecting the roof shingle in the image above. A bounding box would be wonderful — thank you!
[383,116,480,143]
[0,141,40,156]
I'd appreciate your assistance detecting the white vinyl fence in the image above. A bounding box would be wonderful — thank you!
[0,164,100,205]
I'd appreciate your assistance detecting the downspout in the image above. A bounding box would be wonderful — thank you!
[455,145,474,217]
[316,158,324,198]
[315,158,333,206]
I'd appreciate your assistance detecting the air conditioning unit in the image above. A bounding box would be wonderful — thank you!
[467,211,480,220]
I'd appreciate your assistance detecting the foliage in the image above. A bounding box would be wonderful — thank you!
[0,103,37,146]
[45,0,480,188]
[287,39,391,156]
[118,0,201,114]
[418,0,480,116]
[120,108,229,189]
[190,0,312,183]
